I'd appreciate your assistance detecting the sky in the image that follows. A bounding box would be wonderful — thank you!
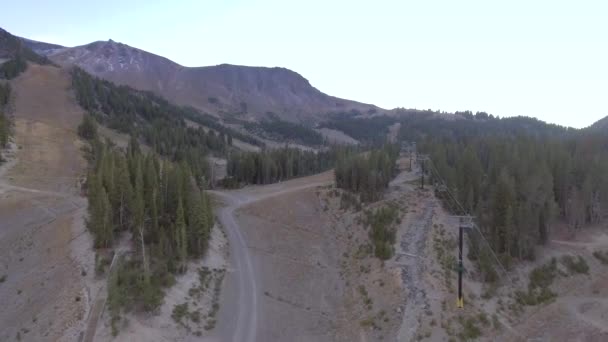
[2,0,606,128]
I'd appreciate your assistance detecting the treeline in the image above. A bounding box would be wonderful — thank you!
[0,56,27,79]
[335,144,399,202]
[80,117,214,320]
[245,118,324,146]
[0,28,50,65]
[225,147,339,185]
[401,114,608,271]
[71,68,233,164]
[179,107,263,147]
[0,83,10,160]
[320,114,397,145]
[0,28,50,79]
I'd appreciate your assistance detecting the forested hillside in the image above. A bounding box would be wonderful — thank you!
[320,113,397,145]
[0,28,49,63]
[226,146,341,185]
[0,28,51,80]
[0,56,27,80]
[335,144,399,202]
[71,67,261,165]
[244,118,324,146]
[79,119,213,333]
[399,113,608,273]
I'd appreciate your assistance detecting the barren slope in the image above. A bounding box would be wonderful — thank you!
[0,64,96,342]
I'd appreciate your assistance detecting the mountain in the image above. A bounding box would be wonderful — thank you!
[0,28,48,64]
[46,39,377,123]
[20,37,65,56]
[589,115,608,130]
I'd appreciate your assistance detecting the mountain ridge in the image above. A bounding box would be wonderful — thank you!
[0,28,49,64]
[589,115,608,130]
[39,38,377,123]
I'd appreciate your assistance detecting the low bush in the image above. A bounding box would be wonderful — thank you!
[560,255,589,275]
[593,250,608,265]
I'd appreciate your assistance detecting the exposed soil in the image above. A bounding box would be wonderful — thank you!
[0,64,97,342]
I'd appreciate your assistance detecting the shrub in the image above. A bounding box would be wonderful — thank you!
[516,258,558,306]
[492,314,501,330]
[171,303,189,324]
[529,258,557,289]
[365,205,399,260]
[190,309,201,323]
[478,312,489,326]
[78,114,98,141]
[458,317,481,340]
[593,250,608,265]
[560,255,589,275]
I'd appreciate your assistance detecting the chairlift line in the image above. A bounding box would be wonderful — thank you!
[413,152,514,308]
[426,157,511,279]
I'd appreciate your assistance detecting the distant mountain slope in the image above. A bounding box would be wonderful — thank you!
[47,39,377,122]
[589,115,608,130]
[20,37,65,56]
[0,28,48,63]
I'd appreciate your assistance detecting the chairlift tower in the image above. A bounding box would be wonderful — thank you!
[451,215,474,308]
[416,154,429,189]
[410,142,416,170]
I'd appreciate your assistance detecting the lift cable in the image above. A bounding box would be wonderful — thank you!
[424,156,513,283]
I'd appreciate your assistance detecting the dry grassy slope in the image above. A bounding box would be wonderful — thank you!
[0,63,97,342]
[491,229,608,342]
[49,40,376,123]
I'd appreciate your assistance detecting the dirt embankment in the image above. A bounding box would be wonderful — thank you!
[0,64,98,342]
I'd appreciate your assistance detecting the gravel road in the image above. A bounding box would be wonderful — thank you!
[210,172,333,342]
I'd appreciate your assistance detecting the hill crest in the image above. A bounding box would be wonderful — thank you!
[46,39,376,122]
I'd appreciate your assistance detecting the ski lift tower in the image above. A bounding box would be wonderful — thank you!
[452,215,474,308]
[416,154,429,189]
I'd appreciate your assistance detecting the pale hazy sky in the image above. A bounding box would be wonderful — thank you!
[2,0,606,128]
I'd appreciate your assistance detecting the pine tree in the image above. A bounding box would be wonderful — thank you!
[133,157,149,281]
[87,170,113,248]
[78,114,98,140]
[175,198,188,273]
[112,154,133,230]
[188,187,209,256]
[99,187,113,248]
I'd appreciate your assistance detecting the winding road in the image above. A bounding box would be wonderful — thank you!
[209,172,333,342]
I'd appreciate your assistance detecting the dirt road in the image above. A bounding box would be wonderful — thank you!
[0,64,94,342]
[210,172,333,342]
